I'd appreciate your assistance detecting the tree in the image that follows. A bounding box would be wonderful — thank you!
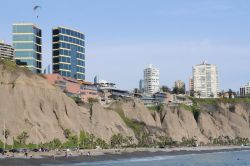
[3,129,10,141]
[173,87,185,94]
[95,138,109,149]
[190,90,195,97]
[63,129,71,139]
[126,136,134,146]
[88,98,98,103]
[161,86,171,93]
[17,131,29,145]
[139,133,152,147]
[195,91,201,98]
[158,136,176,148]
[228,89,233,99]
[110,134,124,148]
[2,129,10,149]
[51,138,62,149]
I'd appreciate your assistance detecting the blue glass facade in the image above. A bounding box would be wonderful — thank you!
[52,27,85,80]
[12,23,42,74]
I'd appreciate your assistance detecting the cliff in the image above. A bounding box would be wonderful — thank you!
[0,60,250,146]
[0,60,135,144]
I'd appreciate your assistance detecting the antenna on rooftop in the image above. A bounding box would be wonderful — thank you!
[202,60,207,65]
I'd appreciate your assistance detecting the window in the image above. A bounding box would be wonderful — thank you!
[62,28,66,34]
[53,43,59,49]
[66,29,70,35]
[53,29,59,35]
[69,37,72,43]
[14,43,34,49]
[13,25,33,33]
[15,51,34,57]
[53,57,59,63]
[13,35,33,41]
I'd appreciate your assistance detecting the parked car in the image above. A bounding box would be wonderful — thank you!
[0,148,4,154]
[9,149,19,153]
[16,148,29,153]
[0,148,7,154]
[32,148,39,152]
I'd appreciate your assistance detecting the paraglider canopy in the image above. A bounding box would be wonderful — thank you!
[33,5,42,18]
[33,5,42,11]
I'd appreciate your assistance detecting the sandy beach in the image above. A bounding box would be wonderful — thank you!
[0,146,249,166]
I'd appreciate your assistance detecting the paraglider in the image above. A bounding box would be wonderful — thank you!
[33,5,42,19]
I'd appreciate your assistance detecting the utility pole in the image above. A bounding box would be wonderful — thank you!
[3,120,6,150]
[77,131,80,150]
[36,126,38,148]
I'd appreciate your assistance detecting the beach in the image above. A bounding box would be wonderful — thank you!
[0,146,249,166]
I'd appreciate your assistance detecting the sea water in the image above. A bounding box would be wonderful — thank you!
[51,150,250,166]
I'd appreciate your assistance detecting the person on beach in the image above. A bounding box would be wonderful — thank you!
[24,152,28,158]
[65,151,68,158]
[52,154,56,160]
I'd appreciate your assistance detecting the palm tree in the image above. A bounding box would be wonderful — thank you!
[2,129,10,149]
[63,129,71,139]
[17,131,29,145]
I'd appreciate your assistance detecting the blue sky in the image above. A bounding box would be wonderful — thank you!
[0,0,250,91]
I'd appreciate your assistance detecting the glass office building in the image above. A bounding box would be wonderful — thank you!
[13,23,42,73]
[52,26,85,80]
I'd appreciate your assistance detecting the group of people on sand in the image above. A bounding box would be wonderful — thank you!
[1,151,33,159]
[63,151,92,158]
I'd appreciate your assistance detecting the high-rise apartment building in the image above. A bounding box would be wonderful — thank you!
[0,40,14,60]
[193,61,219,98]
[240,82,250,97]
[174,80,185,90]
[139,79,144,92]
[52,26,85,80]
[13,23,42,73]
[143,64,160,94]
[189,77,194,91]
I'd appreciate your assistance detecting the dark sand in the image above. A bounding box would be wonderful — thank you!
[0,147,249,166]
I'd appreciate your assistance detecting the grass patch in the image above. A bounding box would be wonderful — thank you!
[190,97,250,105]
[0,59,17,71]
[114,108,144,135]
[180,103,200,122]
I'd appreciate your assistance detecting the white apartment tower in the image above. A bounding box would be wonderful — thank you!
[144,64,160,94]
[240,82,250,97]
[193,61,219,98]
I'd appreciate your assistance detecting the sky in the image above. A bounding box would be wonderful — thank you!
[0,0,250,91]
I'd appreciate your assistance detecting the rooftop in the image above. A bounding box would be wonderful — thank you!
[53,26,84,34]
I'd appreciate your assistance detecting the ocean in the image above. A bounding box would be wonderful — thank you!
[70,150,250,166]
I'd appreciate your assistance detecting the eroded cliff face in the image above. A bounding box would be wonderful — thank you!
[198,103,250,140]
[0,63,135,144]
[0,61,250,145]
[110,100,250,144]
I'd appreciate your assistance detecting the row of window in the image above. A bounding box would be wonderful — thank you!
[59,71,85,80]
[14,43,42,52]
[13,35,42,45]
[59,28,84,39]
[53,43,84,52]
[15,51,33,58]
[15,59,41,68]
[57,64,85,72]
[53,50,85,59]
[60,42,84,52]
[53,56,85,65]
[53,35,84,46]
[13,25,41,36]
[53,28,84,39]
